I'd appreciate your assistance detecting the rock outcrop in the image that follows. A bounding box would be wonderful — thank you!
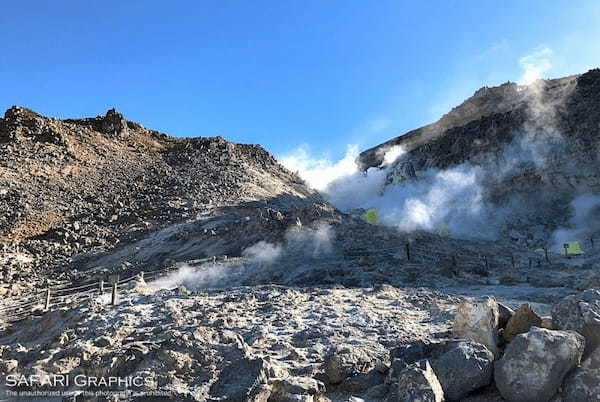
[357,69,600,245]
[453,296,500,356]
[395,360,445,402]
[0,106,319,295]
[494,327,585,402]
[552,288,600,357]
[429,340,494,400]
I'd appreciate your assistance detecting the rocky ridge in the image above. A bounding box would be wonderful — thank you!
[0,106,317,294]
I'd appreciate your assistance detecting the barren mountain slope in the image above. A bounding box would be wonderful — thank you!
[0,106,318,293]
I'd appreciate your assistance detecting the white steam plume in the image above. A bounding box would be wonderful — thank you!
[279,126,572,242]
[550,194,600,252]
[242,241,282,265]
[519,46,553,85]
[151,223,335,290]
[279,145,359,191]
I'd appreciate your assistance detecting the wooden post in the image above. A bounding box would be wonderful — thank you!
[484,255,489,271]
[563,243,569,257]
[591,236,595,250]
[45,287,51,310]
[99,279,104,294]
[528,258,532,270]
[510,255,515,269]
[544,247,549,263]
[139,271,145,282]
[405,243,410,261]
[213,256,216,264]
[111,276,119,305]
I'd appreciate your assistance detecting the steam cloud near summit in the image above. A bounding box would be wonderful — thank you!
[280,56,600,247]
[280,126,599,246]
[280,144,499,238]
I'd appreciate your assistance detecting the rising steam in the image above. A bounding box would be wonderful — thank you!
[151,223,335,290]
[279,81,592,246]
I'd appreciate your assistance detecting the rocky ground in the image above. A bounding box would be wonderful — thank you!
[1,269,599,401]
[0,284,458,401]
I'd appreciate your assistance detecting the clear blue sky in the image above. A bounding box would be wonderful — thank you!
[2,1,599,159]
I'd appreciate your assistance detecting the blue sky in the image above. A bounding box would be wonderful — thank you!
[1,1,599,160]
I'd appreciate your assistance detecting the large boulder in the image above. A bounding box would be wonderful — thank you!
[453,296,500,356]
[502,304,542,343]
[561,367,600,402]
[494,327,585,402]
[269,377,325,402]
[552,288,600,357]
[388,339,432,379]
[340,369,385,393]
[209,355,272,401]
[323,345,378,384]
[430,340,494,401]
[395,360,444,402]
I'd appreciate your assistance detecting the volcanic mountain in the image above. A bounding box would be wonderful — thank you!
[3,73,600,402]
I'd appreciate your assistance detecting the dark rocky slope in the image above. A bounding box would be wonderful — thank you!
[358,69,600,244]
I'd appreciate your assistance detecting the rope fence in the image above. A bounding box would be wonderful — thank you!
[0,256,224,325]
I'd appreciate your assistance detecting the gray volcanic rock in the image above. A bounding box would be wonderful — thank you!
[323,344,380,384]
[561,367,600,402]
[583,344,600,369]
[270,376,326,401]
[453,296,500,356]
[395,360,445,402]
[100,108,128,137]
[357,71,592,172]
[494,327,585,402]
[430,340,494,401]
[552,288,600,357]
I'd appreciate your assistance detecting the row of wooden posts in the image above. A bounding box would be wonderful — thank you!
[42,271,146,311]
[2,257,224,324]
